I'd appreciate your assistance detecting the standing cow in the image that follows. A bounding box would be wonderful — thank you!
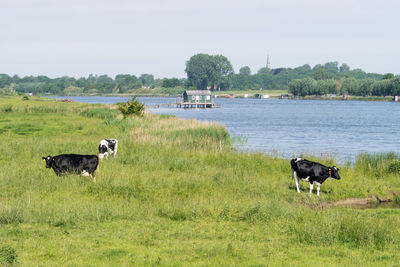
[98,139,118,160]
[42,154,99,182]
[291,158,340,196]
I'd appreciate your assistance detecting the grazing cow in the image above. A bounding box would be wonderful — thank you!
[98,139,118,160]
[290,158,340,196]
[42,154,99,182]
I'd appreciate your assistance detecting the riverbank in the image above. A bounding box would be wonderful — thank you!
[1,96,400,266]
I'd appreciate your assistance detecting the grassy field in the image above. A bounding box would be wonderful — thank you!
[0,96,400,266]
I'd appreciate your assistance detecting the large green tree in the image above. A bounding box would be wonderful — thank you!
[185,53,233,90]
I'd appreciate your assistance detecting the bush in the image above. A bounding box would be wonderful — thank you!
[117,97,145,117]
[21,95,29,101]
[1,105,13,113]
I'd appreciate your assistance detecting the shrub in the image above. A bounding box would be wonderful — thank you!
[117,97,145,117]
[1,105,13,113]
[21,95,29,101]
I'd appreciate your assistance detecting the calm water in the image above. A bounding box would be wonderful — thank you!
[50,96,400,162]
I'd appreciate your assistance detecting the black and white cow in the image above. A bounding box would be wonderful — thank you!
[98,139,118,160]
[290,158,340,196]
[42,154,99,182]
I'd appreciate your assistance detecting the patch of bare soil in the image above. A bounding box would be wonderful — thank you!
[316,196,394,209]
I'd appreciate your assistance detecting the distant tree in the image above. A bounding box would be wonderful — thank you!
[372,79,391,96]
[312,64,324,72]
[294,64,312,75]
[257,67,269,74]
[358,79,375,96]
[324,61,339,73]
[382,73,394,80]
[115,74,141,93]
[313,69,330,80]
[185,53,233,90]
[161,78,181,88]
[316,79,337,95]
[339,63,350,73]
[0,74,11,88]
[139,74,154,87]
[288,78,316,96]
[390,76,400,96]
[185,54,214,89]
[64,86,83,96]
[212,55,234,90]
[239,66,251,75]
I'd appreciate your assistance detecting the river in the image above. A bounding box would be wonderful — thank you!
[50,96,400,162]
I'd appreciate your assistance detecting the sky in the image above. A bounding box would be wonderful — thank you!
[1,0,399,79]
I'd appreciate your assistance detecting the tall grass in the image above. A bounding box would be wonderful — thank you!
[355,152,400,178]
[0,96,400,265]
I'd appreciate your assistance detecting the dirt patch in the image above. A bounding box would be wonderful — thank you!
[316,196,394,209]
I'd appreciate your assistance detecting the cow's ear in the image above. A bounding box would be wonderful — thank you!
[42,157,46,160]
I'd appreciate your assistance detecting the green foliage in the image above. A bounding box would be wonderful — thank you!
[185,53,233,90]
[288,78,317,96]
[0,245,17,265]
[64,85,84,96]
[382,73,394,80]
[21,95,29,101]
[239,66,251,75]
[117,97,145,117]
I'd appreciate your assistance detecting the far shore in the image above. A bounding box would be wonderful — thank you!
[44,91,397,102]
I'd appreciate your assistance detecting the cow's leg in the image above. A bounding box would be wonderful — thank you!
[113,143,118,157]
[293,171,300,193]
[316,182,321,196]
[309,182,313,195]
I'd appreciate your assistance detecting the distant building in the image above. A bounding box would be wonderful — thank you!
[183,90,212,104]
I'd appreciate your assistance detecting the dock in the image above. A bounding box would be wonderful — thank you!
[146,101,221,109]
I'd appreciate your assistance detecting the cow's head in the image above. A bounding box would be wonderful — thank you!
[42,155,53,168]
[330,166,341,180]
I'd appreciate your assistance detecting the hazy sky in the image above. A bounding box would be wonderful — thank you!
[1,0,399,78]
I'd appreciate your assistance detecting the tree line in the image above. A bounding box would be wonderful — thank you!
[0,53,398,96]
[288,75,400,97]
[0,73,186,95]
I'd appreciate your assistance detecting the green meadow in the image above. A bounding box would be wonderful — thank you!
[0,96,400,266]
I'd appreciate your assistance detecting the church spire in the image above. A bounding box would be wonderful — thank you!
[266,55,271,70]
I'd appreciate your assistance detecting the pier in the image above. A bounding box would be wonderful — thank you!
[146,101,221,109]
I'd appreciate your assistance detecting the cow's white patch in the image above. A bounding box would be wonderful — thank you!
[81,170,90,177]
[295,158,302,162]
[309,183,313,195]
[301,176,310,182]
